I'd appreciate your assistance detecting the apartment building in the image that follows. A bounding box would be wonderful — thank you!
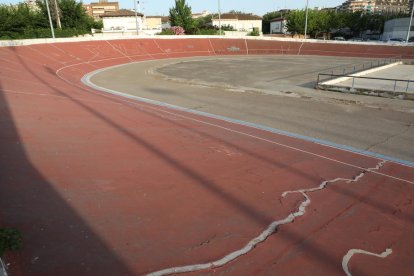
[84,0,120,20]
[340,0,409,14]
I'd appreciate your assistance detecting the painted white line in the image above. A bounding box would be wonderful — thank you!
[342,248,393,276]
[148,161,386,275]
[0,88,122,106]
[80,59,414,169]
[105,40,134,62]
[136,104,413,185]
[84,72,414,185]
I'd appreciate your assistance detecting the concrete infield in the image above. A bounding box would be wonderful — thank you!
[0,38,413,276]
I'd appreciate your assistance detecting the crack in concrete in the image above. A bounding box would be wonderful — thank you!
[147,160,386,276]
[365,123,413,152]
[342,248,392,276]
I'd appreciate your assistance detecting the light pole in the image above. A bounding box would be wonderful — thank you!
[407,3,414,43]
[304,0,309,39]
[134,0,139,35]
[45,0,55,38]
[218,0,222,35]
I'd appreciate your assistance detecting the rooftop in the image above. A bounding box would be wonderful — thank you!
[212,13,262,21]
[100,9,143,17]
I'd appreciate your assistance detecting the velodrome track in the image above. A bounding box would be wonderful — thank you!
[0,38,414,275]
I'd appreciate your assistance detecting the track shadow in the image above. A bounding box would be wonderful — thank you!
[104,87,414,225]
[0,80,132,275]
[141,87,376,147]
[7,45,406,274]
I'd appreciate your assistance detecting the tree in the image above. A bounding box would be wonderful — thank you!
[263,11,283,22]
[262,11,283,34]
[286,10,306,35]
[0,1,101,39]
[194,14,213,29]
[37,0,99,31]
[0,3,47,39]
[228,10,243,14]
[169,0,194,34]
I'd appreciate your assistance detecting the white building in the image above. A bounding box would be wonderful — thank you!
[382,17,413,40]
[101,9,144,31]
[212,13,263,32]
[144,16,163,30]
[192,10,210,19]
[270,17,288,34]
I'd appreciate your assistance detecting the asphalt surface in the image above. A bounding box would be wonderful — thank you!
[89,55,414,162]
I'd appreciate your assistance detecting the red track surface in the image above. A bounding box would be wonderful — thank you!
[0,38,414,275]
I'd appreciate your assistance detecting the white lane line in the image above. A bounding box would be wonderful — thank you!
[342,248,393,276]
[105,40,133,62]
[27,45,66,65]
[82,72,414,184]
[132,103,414,185]
[80,60,414,170]
[148,161,385,276]
[0,88,122,106]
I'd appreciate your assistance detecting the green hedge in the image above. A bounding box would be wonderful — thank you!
[0,28,88,40]
[156,29,175,35]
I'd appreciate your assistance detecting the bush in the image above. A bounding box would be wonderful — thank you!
[157,28,175,35]
[221,24,234,31]
[0,27,87,40]
[248,29,260,36]
[0,228,22,257]
[157,26,185,35]
[194,29,219,35]
[170,26,185,35]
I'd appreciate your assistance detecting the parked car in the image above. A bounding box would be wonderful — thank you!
[333,36,346,41]
[387,38,405,43]
[348,37,364,42]
[408,37,414,43]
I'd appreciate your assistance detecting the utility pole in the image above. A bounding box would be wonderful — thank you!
[218,0,222,35]
[45,0,55,38]
[304,0,309,39]
[407,2,414,43]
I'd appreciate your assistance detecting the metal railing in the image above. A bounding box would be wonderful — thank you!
[317,56,402,83]
[317,73,414,93]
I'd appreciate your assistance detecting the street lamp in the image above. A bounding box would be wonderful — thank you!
[134,0,139,35]
[218,0,222,35]
[407,3,414,43]
[44,0,55,38]
[304,0,309,39]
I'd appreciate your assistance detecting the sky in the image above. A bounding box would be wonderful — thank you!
[1,0,345,16]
